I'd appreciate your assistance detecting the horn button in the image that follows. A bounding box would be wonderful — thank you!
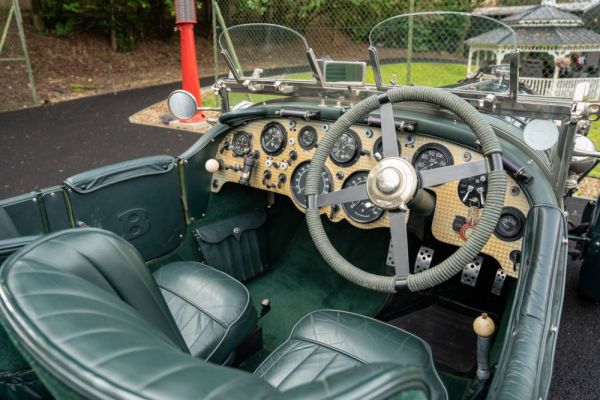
[367,158,418,210]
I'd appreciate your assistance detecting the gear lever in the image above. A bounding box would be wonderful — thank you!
[258,299,271,320]
[473,313,496,380]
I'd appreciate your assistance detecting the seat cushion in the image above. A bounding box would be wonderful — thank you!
[154,261,257,364]
[254,309,447,399]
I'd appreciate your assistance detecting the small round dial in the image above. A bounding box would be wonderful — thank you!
[457,174,488,208]
[412,144,454,172]
[298,126,318,150]
[494,207,525,242]
[372,137,401,160]
[290,161,332,208]
[342,171,384,224]
[260,122,287,155]
[231,131,251,156]
[330,130,361,166]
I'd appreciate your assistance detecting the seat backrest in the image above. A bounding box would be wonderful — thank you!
[1,228,189,353]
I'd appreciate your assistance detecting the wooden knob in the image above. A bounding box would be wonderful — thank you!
[473,313,496,338]
[205,159,221,173]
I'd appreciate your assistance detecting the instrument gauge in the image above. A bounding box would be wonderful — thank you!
[373,137,401,160]
[342,171,384,224]
[330,130,361,166]
[457,174,488,209]
[412,143,454,172]
[290,161,332,209]
[260,122,287,155]
[298,126,318,150]
[494,207,525,242]
[231,131,251,156]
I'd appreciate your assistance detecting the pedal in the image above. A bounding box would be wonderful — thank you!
[491,269,507,296]
[461,256,483,287]
[386,241,395,268]
[414,246,434,273]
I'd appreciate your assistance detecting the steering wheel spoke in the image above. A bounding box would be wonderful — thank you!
[419,160,487,188]
[380,102,401,159]
[389,210,410,278]
[317,184,369,208]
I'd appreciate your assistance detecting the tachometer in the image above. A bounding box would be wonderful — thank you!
[290,161,332,208]
[412,143,453,172]
[298,126,318,150]
[342,171,384,223]
[260,122,287,155]
[330,130,360,166]
[457,174,487,208]
[231,131,251,156]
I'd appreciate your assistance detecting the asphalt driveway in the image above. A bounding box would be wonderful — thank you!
[0,84,599,399]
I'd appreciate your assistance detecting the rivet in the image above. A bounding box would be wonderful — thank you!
[550,326,558,333]
[562,238,569,245]
[233,227,241,234]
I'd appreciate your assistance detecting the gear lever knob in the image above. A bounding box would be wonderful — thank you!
[473,313,496,337]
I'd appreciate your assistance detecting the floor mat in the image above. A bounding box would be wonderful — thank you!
[246,219,390,353]
[388,304,477,375]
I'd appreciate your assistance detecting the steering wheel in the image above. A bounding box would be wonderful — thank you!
[305,87,506,293]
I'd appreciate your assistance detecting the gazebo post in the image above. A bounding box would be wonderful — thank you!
[476,50,480,71]
[467,48,473,76]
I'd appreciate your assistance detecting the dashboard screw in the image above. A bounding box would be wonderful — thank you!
[365,129,373,138]
[462,152,472,161]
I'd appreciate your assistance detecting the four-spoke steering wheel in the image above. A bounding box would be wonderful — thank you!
[305,87,506,293]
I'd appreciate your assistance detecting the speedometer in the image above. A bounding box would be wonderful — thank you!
[342,171,384,223]
[412,143,453,172]
[260,122,287,155]
[330,130,360,166]
[231,131,251,156]
[290,162,333,208]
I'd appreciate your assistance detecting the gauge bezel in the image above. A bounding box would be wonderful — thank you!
[260,122,288,156]
[330,129,362,167]
[231,131,252,157]
[290,161,333,208]
[298,126,318,150]
[341,170,384,224]
[372,137,401,159]
[494,207,526,242]
[411,143,454,171]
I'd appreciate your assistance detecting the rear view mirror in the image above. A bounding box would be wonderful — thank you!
[167,90,198,120]
[323,61,366,86]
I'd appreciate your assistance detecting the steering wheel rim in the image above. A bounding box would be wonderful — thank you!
[305,86,506,293]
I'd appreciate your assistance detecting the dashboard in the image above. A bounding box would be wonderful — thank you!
[209,118,530,278]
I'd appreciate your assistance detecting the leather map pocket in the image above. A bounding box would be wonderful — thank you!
[193,208,269,282]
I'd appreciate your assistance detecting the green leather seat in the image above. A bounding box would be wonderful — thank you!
[255,310,447,398]
[0,228,256,365]
[0,229,446,399]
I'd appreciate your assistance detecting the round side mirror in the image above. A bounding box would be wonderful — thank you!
[523,119,559,151]
[167,90,198,120]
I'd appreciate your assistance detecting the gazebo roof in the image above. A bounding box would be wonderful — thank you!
[467,2,600,52]
[503,4,584,26]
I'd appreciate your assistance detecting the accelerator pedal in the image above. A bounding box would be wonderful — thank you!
[414,246,434,273]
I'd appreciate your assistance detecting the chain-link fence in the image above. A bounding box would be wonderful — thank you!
[211,0,600,99]
[0,0,36,109]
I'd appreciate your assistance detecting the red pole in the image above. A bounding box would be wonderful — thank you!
[175,0,207,122]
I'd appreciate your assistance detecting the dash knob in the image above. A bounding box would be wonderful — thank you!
[205,159,222,173]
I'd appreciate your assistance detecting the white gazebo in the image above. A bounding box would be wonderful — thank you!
[467,0,600,98]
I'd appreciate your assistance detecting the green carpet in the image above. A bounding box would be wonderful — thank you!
[246,218,391,352]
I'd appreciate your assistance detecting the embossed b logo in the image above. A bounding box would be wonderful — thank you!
[118,208,151,240]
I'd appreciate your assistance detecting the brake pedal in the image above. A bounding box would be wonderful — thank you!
[414,246,434,273]
[461,256,483,287]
